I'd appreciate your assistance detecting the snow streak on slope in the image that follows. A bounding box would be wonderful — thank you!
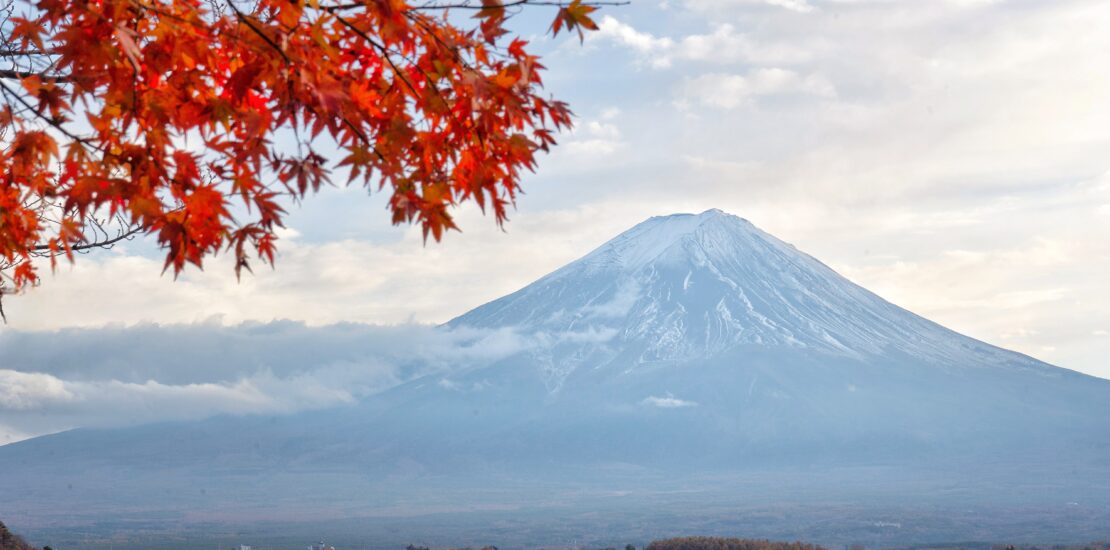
[450,209,1052,390]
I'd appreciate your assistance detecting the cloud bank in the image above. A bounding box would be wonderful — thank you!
[0,321,534,444]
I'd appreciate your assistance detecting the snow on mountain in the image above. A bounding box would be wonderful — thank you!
[2,210,1109,538]
[450,209,1052,391]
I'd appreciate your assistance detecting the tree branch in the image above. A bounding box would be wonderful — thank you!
[0,79,92,145]
[0,69,78,82]
[334,14,421,97]
[0,48,59,57]
[225,1,292,64]
[31,224,144,254]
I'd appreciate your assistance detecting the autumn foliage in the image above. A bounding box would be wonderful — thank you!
[0,0,604,299]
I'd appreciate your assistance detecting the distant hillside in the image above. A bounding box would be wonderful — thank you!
[0,522,37,550]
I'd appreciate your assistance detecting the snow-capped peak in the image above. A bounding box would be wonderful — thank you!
[449,210,1051,389]
[571,209,757,273]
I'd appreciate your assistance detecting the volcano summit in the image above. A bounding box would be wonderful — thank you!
[2,210,1109,546]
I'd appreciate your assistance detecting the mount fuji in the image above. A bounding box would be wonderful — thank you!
[453,208,1060,383]
[3,210,1109,546]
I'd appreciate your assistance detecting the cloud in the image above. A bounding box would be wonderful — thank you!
[0,321,541,444]
[0,370,74,410]
[0,315,653,444]
[642,393,698,408]
[764,0,814,11]
[592,17,812,68]
[833,228,1110,377]
[438,378,463,391]
[0,423,31,446]
[677,69,836,109]
[594,16,674,68]
[683,0,815,13]
[562,117,625,157]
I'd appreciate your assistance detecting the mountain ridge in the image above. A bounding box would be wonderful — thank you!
[2,209,1109,544]
[450,209,1060,393]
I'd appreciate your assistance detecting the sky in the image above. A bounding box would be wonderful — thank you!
[2,0,1110,443]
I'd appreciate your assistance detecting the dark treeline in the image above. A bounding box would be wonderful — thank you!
[644,538,824,550]
[0,522,37,550]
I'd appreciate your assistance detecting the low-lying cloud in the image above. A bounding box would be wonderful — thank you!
[0,321,538,444]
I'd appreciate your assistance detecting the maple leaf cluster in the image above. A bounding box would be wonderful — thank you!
[0,0,608,303]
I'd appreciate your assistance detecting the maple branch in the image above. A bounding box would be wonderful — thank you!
[332,15,475,159]
[0,69,78,82]
[403,11,474,71]
[31,224,144,254]
[334,15,421,97]
[339,12,465,136]
[130,0,301,72]
[226,1,292,64]
[0,79,90,145]
[0,0,601,303]
[0,48,58,57]
[0,211,142,325]
[338,115,387,161]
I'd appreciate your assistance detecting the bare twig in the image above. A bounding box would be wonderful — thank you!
[0,68,78,82]
[31,224,144,254]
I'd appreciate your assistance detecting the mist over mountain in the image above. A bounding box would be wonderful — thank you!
[3,210,1109,547]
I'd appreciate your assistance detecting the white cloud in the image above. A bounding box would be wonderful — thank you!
[0,321,548,443]
[678,69,836,109]
[562,115,625,157]
[592,17,812,68]
[765,0,814,11]
[684,0,815,13]
[833,226,1110,376]
[0,423,32,446]
[642,393,698,408]
[594,16,674,68]
[999,328,1038,340]
[0,370,352,444]
[0,370,74,410]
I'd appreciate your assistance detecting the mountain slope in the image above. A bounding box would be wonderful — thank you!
[450,209,1056,391]
[2,210,1109,543]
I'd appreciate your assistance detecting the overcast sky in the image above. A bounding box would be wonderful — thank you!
[2,0,1109,443]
